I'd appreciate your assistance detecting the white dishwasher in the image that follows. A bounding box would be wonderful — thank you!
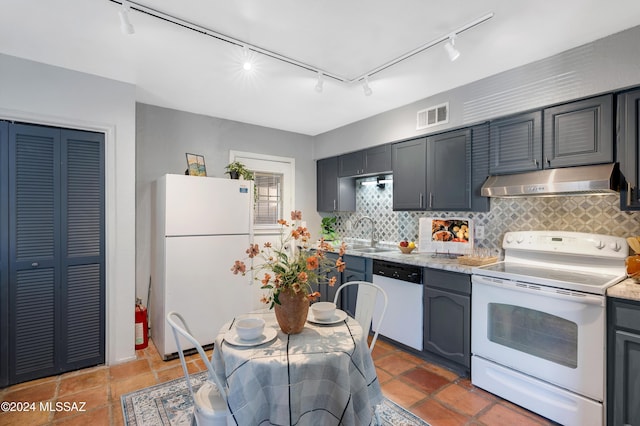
[372,259,423,350]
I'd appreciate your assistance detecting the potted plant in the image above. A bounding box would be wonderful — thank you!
[231,211,346,334]
[225,161,254,180]
[321,216,338,241]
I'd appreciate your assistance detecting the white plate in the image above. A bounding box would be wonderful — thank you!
[307,309,348,325]
[224,327,277,347]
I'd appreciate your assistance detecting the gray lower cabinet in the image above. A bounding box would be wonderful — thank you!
[336,255,370,318]
[423,268,471,373]
[618,87,640,210]
[608,297,640,426]
[316,157,355,212]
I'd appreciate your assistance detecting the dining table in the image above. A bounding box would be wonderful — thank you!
[211,308,383,426]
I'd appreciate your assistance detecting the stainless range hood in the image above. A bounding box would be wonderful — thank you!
[481,163,619,197]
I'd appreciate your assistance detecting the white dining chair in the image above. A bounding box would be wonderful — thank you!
[333,281,388,352]
[166,311,230,426]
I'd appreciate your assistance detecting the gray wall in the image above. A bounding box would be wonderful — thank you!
[314,25,640,159]
[135,104,317,301]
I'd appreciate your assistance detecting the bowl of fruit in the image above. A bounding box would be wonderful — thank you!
[398,239,416,254]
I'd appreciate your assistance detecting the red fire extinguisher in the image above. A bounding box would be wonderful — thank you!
[135,298,149,350]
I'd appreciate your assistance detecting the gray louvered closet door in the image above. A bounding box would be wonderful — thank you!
[0,122,105,387]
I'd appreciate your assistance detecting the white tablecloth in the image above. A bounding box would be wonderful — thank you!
[212,310,383,426]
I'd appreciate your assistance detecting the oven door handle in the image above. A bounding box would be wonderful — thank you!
[472,275,605,306]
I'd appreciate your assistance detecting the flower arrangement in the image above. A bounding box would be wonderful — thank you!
[231,210,347,308]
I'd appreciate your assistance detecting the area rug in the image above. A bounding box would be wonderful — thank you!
[122,372,429,426]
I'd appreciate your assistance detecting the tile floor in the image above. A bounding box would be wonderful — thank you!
[0,338,556,426]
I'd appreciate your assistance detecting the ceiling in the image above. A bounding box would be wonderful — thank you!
[2,1,640,136]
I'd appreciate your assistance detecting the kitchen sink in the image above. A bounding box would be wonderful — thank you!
[349,246,393,253]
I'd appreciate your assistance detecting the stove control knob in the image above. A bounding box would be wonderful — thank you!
[595,240,605,249]
[609,241,621,252]
[516,235,524,244]
[505,234,513,244]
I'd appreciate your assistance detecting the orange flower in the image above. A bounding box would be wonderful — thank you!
[306,255,319,270]
[277,219,288,226]
[292,282,301,293]
[329,276,337,287]
[260,295,271,305]
[339,242,347,256]
[291,229,301,239]
[231,260,246,275]
[246,244,260,258]
[261,273,272,287]
[297,271,308,283]
[307,291,321,301]
[335,258,346,273]
[291,210,302,221]
[264,242,272,248]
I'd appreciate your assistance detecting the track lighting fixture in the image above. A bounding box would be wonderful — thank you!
[444,34,460,61]
[315,72,324,93]
[362,77,373,96]
[110,3,493,90]
[242,45,253,71]
[118,1,135,35]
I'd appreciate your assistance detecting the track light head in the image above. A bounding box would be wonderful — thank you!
[362,76,373,96]
[444,34,460,61]
[242,45,253,71]
[118,1,135,35]
[315,72,324,93]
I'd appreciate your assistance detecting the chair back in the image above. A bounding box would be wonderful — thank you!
[333,281,388,351]
[166,311,229,425]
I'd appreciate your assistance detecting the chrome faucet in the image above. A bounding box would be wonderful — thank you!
[354,216,377,247]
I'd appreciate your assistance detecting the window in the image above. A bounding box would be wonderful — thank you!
[254,172,283,225]
[229,151,294,234]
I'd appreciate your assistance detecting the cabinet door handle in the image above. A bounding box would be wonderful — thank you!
[429,193,433,208]
[31,262,39,267]
[333,199,336,210]
[419,193,424,208]
[546,157,551,167]
[533,159,539,167]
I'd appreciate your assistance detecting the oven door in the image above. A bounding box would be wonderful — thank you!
[471,274,605,401]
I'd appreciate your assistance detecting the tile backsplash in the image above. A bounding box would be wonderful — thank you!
[332,179,640,253]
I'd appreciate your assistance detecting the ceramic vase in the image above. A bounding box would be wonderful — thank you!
[274,288,309,334]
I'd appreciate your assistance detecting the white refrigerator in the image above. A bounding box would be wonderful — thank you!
[151,174,255,359]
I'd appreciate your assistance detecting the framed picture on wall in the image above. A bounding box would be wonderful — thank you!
[186,153,207,176]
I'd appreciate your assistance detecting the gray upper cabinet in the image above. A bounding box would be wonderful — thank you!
[489,111,542,174]
[617,88,640,210]
[392,125,489,212]
[427,129,471,210]
[392,138,427,210]
[316,156,355,212]
[543,94,613,168]
[338,144,392,177]
[489,94,613,175]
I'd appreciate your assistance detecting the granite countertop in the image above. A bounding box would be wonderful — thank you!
[341,243,640,302]
[607,278,640,302]
[342,247,477,274]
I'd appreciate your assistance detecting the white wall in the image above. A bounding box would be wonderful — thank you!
[0,54,137,365]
